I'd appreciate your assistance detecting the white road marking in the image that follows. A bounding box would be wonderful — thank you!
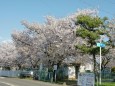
[0,81,18,86]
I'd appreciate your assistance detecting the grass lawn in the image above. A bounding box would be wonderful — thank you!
[96,82,115,86]
[56,80,115,86]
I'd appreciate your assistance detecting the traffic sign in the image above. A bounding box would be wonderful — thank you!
[97,43,105,47]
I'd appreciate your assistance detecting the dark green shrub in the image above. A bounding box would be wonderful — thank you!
[111,67,115,73]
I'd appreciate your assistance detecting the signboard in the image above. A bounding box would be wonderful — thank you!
[97,43,105,47]
[78,73,95,86]
[53,65,57,70]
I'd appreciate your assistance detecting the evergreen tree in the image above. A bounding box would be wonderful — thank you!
[75,15,112,73]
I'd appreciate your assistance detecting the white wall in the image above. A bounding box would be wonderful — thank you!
[68,66,76,79]
[79,63,93,72]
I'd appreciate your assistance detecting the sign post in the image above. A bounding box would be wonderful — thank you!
[96,35,109,85]
[53,64,57,82]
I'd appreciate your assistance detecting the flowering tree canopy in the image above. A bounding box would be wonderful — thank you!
[0,42,17,69]
[11,9,105,70]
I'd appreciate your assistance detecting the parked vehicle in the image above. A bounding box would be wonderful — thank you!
[33,70,39,80]
[18,71,33,78]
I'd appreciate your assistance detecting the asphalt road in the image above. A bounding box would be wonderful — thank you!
[0,77,63,86]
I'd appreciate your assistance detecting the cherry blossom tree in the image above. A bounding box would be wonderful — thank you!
[12,9,98,70]
[106,48,115,68]
[12,30,44,69]
[108,18,115,45]
[0,42,17,70]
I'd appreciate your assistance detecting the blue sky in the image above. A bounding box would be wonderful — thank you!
[0,0,115,42]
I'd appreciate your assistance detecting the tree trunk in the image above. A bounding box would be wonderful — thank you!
[17,64,22,70]
[93,53,96,73]
[93,53,97,81]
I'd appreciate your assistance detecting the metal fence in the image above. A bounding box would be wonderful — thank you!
[95,72,115,82]
[0,70,21,77]
[1,69,114,83]
[101,72,115,82]
[37,70,53,82]
[32,68,67,82]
